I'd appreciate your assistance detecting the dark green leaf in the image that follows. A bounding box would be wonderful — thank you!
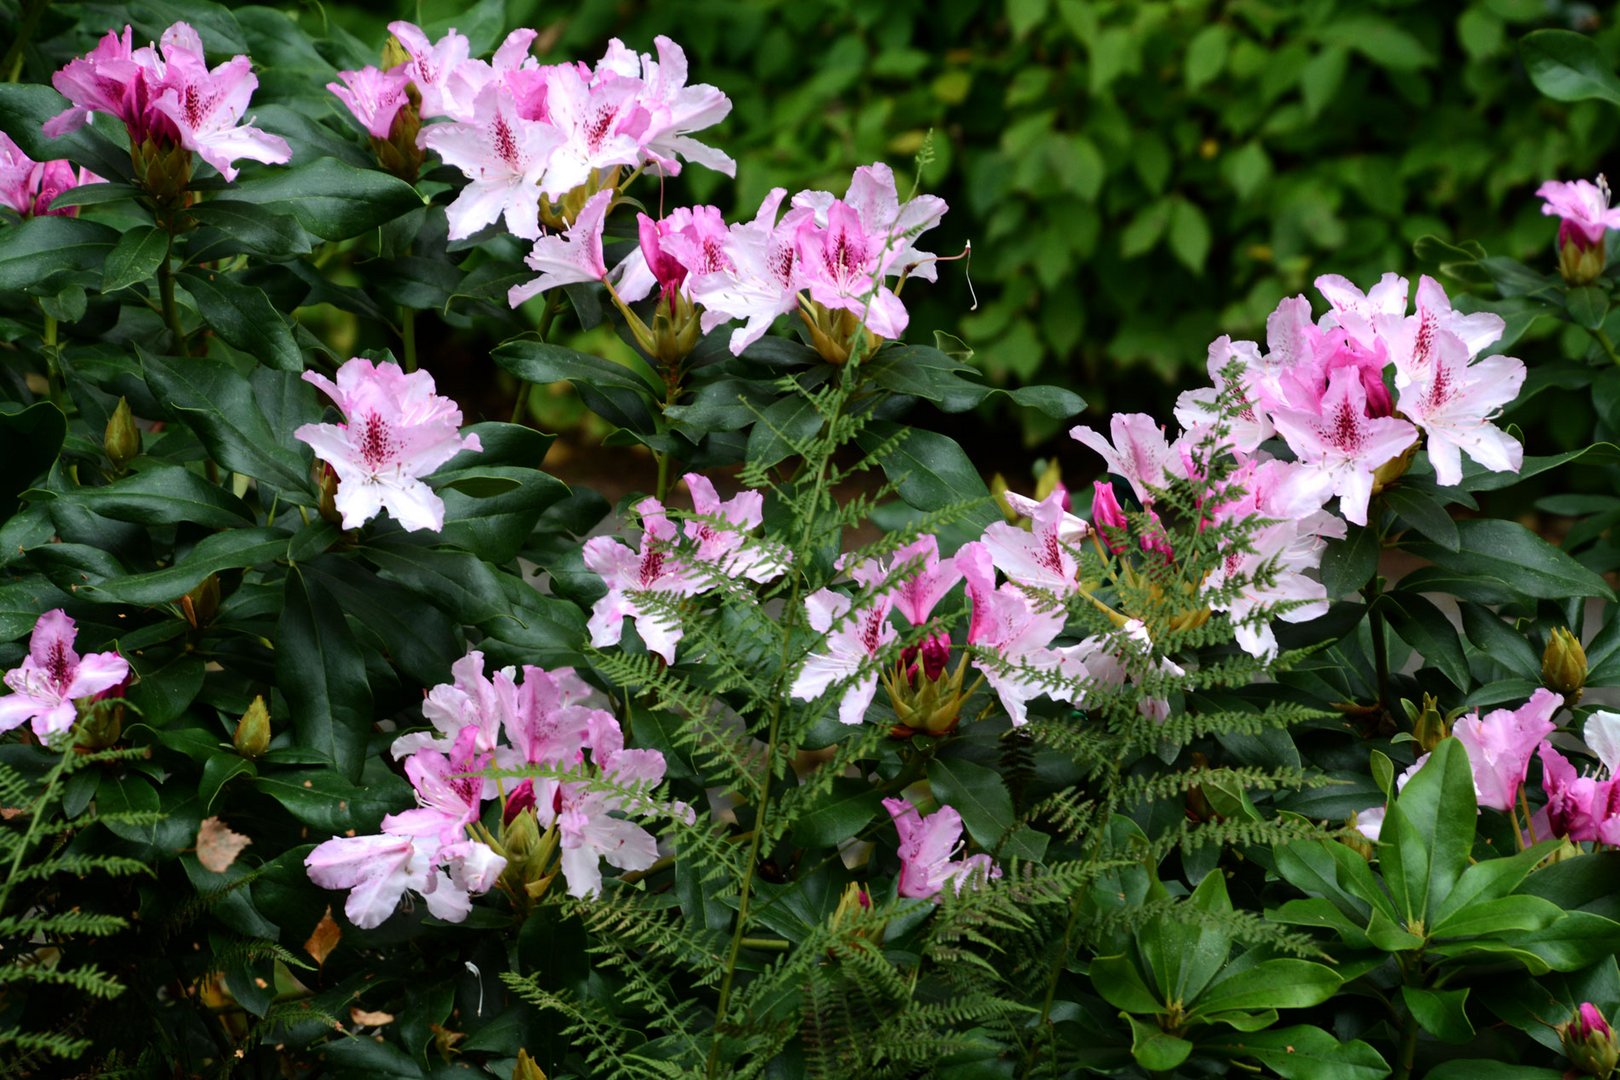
[186,199,312,259]
[1404,519,1614,602]
[1206,1024,1391,1080]
[1385,483,1458,551]
[180,270,303,372]
[0,215,119,292]
[1125,1015,1192,1071]
[0,402,67,519]
[278,566,373,782]
[29,464,254,529]
[101,226,168,294]
[1318,523,1379,598]
[1567,285,1610,330]
[928,756,1047,862]
[1383,593,1469,690]
[492,339,661,433]
[224,157,424,241]
[792,778,884,846]
[1190,959,1340,1016]
[0,84,134,180]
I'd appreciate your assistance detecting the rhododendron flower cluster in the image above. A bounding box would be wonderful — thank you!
[507,160,949,362]
[883,798,1000,900]
[44,22,290,182]
[584,473,789,665]
[307,652,680,926]
[0,133,98,218]
[0,610,129,740]
[294,358,482,534]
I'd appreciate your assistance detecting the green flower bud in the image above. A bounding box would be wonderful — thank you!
[1561,237,1607,287]
[512,1049,549,1080]
[1544,626,1588,704]
[1412,692,1449,754]
[104,397,141,470]
[1561,1002,1619,1078]
[233,695,271,758]
[181,574,220,629]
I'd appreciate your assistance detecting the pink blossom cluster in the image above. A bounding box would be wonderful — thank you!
[0,133,99,218]
[331,23,733,242]
[1537,176,1620,253]
[507,161,948,355]
[883,798,1000,901]
[0,610,129,740]
[1071,271,1523,660]
[583,473,790,665]
[294,358,482,533]
[44,22,290,181]
[306,650,682,927]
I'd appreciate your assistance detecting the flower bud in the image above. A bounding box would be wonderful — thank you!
[512,1049,549,1080]
[104,397,141,470]
[1091,481,1129,553]
[1369,438,1418,495]
[234,695,271,758]
[1411,692,1449,754]
[1560,228,1608,286]
[1544,626,1588,705]
[180,574,220,630]
[371,93,424,182]
[314,461,342,527]
[132,136,193,210]
[504,778,537,826]
[920,632,950,682]
[1561,1002,1619,1078]
[75,676,130,751]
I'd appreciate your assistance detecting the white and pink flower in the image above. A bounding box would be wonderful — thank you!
[0,610,129,740]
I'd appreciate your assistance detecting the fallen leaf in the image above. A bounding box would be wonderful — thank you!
[304,906,341,967]
[196,816,251,873]
[351,1007,395,1026]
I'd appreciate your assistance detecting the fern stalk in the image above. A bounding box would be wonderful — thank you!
[0,741,73,919]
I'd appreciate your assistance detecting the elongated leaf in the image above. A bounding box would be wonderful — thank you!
[140,348,311,492]
[0,84,134,180]
[0,215,119,291]
[224,157,424,241]
[856,422,999,531]
[28,465,253,529]
[1125,1015,1191,1072]
[1319,523,1379,598]
[0,402,67,519]
[101,226,168,294]
[360,535,507,624]
[1190,959,1340,1016]
[792,778,883,847]
[187,199,312,259]
[278,566,373,782]
[1383,593,1469,689]
[1206,1024,1390,1080]
[84,527,286,605]
[180,270,303,371]
[1404,519,1613,602]
[1385,739,1476,926]
[493,339,661,434]
[1385,483,1458,551]
[927,756,1047,862]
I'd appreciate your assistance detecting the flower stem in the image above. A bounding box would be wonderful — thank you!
[1592,326,1620,367]
[0,741,74,920]
[158,229,186,350]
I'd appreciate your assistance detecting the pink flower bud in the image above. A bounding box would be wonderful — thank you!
[504,779,536,826]
[920,632,951,682]
[1091,481,1129,552]
[637,212,689,302]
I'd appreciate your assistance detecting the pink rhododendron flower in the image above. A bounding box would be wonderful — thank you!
[1268,367,1418,526]
[535,62,647,198]
[601,36,734,178]
[982,489,1084,597]
[1537,177,1620,250]
[1539,743,1608,842]
[1070,414,1178,505]
[882,534,963,627]
[883,798,1000,900]
[381,725,491,848]
[150,32,291,181]
[45,22,289,181]
[1376,275,1505,390]
[1395,330,1524,488]
[304,833,435,928]
[391,648,512,762]
[790,587,896,726]
[328,65,412,139]
[387,21,476,120]
[957,541,1080,726]
[680,473,789,582]
[583,497,709,664]
[689,188,806,354]
[794,201,910,340]
[540,715,670,899]
[617,205,731,303]
[1173,335,1274,455]
[507,187,613,304]
[792,162,948,283]
[1453,688,1561,812]
[294,358,481,533]
[0,134,98,218]
[0,610,129,740]
[423,83,565,241]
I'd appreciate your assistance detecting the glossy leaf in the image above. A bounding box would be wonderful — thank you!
[277,566,374,782]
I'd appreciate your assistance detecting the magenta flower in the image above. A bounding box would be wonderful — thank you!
[582,498,709,665]
[1537,177,1620,250]
[689,188,807,355]
[1539,743,1607,842]
[507,187,613,305]
[43,26,163,141]
[328,65,412,139]
[0,134,97,218]
[884,534,964,627]
[294,358,481,533]
[794,201,909,340]
[1268,367,1418,526]
[790,587,896,726]
[882,798,1001,900]
[150,34,290,181]
[793,162,948,283]
[617,206,731,303]
[0,610,130,740]
[1453,688,1561,812]
[391,648,514,768]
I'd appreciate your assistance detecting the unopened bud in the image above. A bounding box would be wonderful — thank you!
[1091,481,1129,552]
[180,574,220,629]
[75,675,130,751]
[512,1049,549,1080]
[233,695,271,758]
[1369,439,1418,495]
[314,461,342,526]
[1411,692,1449,754]
[1544,626,1588,704]
[381,35,411,70]
[133,136,193,210]
[1560,228,1608,286]
[504,779,537,827]
[920,632,950,682]
[1561,1001,1619,1077]
[104,397,141,470]
[372,95,424,182]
